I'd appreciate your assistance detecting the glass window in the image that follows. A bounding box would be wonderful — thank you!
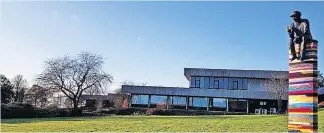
[260,101,266,105]
[195,78,200,88]
[132,95,149,104]
[218,78,224,89]
[209,77,214,88]
[205,77,210,88]
[213,98,227,108]
[193,97,208,107]
[171,96,186,106]
[190,77,196,88]
[238,78,243,89]
[228,99,247,110]
[243,78,248,90]
[233,81,238,89]
[228,78,233,89]
[200,77,205,88]
[223,78,229,89]
[214,80,219,89]
[151,95,167,104]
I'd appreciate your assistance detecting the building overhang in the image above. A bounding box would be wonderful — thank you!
[121,85,288,100]
[184,68,288,81]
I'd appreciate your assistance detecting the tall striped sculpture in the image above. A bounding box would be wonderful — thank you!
[288,42,318,132]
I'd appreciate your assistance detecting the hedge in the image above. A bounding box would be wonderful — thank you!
[1,103,83,119]
[1,103,35,118]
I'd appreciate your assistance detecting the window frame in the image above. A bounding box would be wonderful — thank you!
[195,78,200,88]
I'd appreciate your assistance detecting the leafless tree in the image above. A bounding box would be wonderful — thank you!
[36,52,113,114]
[12,75,28,103]
[263,73,288,113]
[25,84,52,108]
[84,85,104,96]
[64,98,73,108]
[318,72,324,88]
[113,80,148,108]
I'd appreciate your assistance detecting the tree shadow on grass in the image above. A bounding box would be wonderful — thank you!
[1,117,86,124]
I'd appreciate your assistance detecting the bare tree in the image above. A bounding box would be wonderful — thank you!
[37,52,113,115]
[113,80,148,108]
[84,86,104,96]
[263,73,288,113]
[318,72,324,88]
[12,75,28,103]
[25,84,52,108]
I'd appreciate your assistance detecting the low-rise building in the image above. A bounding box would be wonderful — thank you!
[122,68,289,114]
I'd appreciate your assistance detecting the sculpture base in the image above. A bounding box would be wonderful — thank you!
[288,42,318,133]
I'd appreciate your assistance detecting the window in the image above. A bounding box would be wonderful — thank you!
[213,98,227,108]
[260,101,266,105]
[192,97,208,107]
[171,96,186,106]
[205,77,210,88]
[132,95,149,104]
[228,99,247,111]
[195,78,200,88]
[214,80,219,89]
[151,95,167,104]
[243,78,248,90]
[233,81,238,89]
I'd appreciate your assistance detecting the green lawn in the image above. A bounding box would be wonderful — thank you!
[2,110,323,132]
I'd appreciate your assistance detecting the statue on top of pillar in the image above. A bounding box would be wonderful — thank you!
[286,11,318,62]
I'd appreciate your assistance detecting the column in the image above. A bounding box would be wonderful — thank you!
[246,100,249,114]
[186,96,189,111]
[166,96,170,109]
[207,98,210,111]
[148,95,151,108]
[226,99,229,112]
[288,42,318,132]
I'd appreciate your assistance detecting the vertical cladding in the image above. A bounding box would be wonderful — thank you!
[288,42,318,132]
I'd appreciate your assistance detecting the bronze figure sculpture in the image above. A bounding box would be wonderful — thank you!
[286,11,318,62]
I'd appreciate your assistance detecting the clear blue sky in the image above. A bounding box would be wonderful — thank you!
[0,2,323,92]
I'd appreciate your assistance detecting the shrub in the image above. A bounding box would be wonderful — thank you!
[146,108,172,115]
[101,108,147,115]
[1,103,35,119]
[34,108,72,118]
[44,104,58,110]
[156,103,167,110]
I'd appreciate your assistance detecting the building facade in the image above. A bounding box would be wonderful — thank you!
[121,68,289,114]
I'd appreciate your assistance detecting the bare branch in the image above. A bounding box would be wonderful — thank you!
[36,52,113,112]
[262,73,288,113]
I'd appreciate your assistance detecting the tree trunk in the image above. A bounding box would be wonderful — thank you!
[34,98,37,107]
[277,99,282,114]
[72,98,79,116]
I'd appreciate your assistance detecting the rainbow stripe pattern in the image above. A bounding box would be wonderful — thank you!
[288,42,318,132]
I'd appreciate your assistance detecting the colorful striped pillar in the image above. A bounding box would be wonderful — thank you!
[288,42,318,132]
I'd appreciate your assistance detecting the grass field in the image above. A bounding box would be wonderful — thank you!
[1,110,323,132]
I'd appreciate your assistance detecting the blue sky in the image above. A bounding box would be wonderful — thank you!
[0,2,323,92]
